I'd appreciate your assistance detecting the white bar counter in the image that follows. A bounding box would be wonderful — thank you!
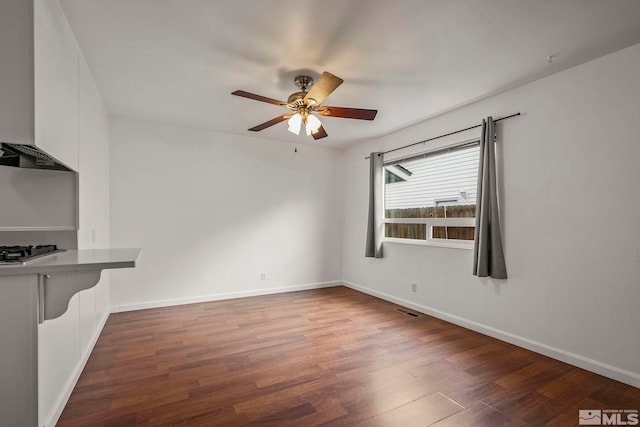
[0,248,140,427]
[0,248,141,275]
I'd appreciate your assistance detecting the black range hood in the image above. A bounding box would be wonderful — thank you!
[0,143,73,172]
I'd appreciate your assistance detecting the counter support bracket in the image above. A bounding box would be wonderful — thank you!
[38,270,103,323]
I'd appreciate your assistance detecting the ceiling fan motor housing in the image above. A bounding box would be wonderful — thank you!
[287,91,307,106]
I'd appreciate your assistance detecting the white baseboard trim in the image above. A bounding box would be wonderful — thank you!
[111,281,342,313]
[43,311,110,427]
[342,280,640,389]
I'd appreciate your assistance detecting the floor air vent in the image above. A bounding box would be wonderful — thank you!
[395,308,421,318]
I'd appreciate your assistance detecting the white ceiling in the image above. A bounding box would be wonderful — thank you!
[59,0,640,148]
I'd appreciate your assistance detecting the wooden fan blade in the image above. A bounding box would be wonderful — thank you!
[318,106,377,120]
[248,115,289,131]
[232,90,288,106]
[312,125,328,140]
[304,72,343,105]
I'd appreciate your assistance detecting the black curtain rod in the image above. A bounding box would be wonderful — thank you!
[365,112,521,159]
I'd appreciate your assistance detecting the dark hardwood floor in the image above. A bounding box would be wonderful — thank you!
[57,286,640,426]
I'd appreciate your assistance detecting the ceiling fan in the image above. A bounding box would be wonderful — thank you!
[232,71,377,140]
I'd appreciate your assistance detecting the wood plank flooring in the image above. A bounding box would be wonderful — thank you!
[57,286,640,426]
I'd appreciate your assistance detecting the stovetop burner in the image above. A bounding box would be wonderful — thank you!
[0,245,63,264]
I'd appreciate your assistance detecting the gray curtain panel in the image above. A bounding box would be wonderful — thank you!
[473,117,507,279]
[365,152,384,258]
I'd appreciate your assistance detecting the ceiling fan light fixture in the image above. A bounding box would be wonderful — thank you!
[306,114,322,135]
[287,113,302,135]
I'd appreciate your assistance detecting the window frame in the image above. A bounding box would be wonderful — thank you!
[382,139,480,250]
[383,218,476,249]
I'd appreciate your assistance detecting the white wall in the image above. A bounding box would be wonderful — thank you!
[342,43,640,387]
[109,118,344,311]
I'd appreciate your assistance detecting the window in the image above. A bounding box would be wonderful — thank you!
[383,142,479,248]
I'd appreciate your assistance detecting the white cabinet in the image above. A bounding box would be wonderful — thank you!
[78,57,112,329]
[34,2,113,426]
[78,58,110,250]
[38,294,80,425]
[76,55,111,360]
[34,0,79,171]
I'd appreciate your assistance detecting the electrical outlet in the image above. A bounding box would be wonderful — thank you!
[261,273,267,281]
[411,283,417,292]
